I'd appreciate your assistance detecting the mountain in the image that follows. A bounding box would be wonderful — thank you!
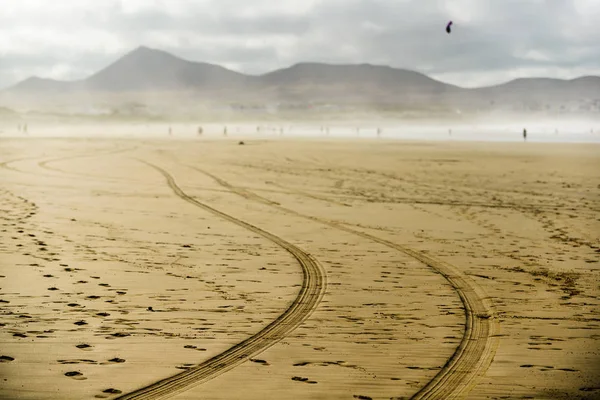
[464,76,600,113]
[473,76,600,99]
[83,46,252,92]
[1,46,464,98]
[2,46,599,115]
[255,62,464,104]
[7,76,77,93]
[4,46,254,95]
[260,62,458,90]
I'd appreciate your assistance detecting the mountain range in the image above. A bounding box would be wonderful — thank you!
[2,46,599,116]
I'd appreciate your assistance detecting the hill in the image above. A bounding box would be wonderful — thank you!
[83,46,252,92]
[2,46,599,116]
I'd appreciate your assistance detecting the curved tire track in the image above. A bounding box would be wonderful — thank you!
[115,161,326,400]
[0,145,136,181]
[182,163,498,400]
[36,145,141,183]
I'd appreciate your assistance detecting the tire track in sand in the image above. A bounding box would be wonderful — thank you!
[0,145,137,181]
[183,163,498,400]
[115,160,326,400]
[37,146,141,184]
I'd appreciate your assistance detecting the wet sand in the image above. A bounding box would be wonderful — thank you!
[0,136,598,399]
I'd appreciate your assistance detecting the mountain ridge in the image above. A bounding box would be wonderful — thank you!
[2,46,599,116]
[6,45,599,93]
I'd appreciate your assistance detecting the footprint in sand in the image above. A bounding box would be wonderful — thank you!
[580,387,600,392]
[76,344,93,350]
[291,376,318,384]
[184,345,206,351]
[65,371,87,380]
[97,388,122,397]
[0,355,15,362]
[250,359,269,366]
[109,332,130,338]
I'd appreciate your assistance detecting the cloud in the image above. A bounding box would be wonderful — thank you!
[0,0,599,89]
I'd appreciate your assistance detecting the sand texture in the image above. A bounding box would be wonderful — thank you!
[1,137,599,400]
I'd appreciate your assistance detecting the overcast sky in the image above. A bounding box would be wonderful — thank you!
[1,0,598,89]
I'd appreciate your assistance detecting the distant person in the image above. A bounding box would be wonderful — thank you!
[223,126,227,136]
[523,128,527,141]
[377,128,382,137]
[168,126,172,136]
[198,126,203,136]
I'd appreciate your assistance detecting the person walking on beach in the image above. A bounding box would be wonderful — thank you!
[523,128,527,141]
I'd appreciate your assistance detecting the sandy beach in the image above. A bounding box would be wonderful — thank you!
[1,135,599,400]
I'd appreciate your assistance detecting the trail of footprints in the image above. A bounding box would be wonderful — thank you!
[225,157,598,397]
[2,188,309,398]
[5,147,596,398]
[347,166,598,305]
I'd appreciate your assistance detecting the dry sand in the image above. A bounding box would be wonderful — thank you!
[0,135,598,400]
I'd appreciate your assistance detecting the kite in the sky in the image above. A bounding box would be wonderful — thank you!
[446,21,453,34]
